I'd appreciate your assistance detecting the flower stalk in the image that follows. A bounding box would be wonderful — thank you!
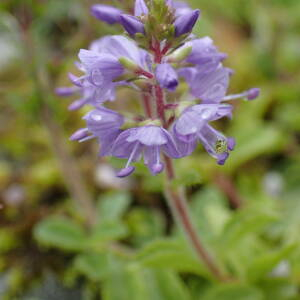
[163,156,227,281]
[152,77,226,281]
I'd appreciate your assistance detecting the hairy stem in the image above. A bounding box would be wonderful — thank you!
[154,84,167,127]
[150,41,227,281]
[163,157,227,281]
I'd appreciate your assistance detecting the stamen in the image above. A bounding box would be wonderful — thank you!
[68,73,86,87]
[117,142,140,178]
[156,146,160,164]
[70,128,95,142]
[55,87,78,97]
[125,142,140,168]
[117,166,135,178]
[223,88,260,102]
[197,132,216,155]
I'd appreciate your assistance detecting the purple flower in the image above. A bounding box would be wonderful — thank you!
[179,66,231,103]
[184,37,227,66]
[135,0,149,16]
[174,9,200,37]
[66,78,118,110]
[156,63,179,91]
[91,5,123,24]
[120,15,145,36]
[90,35,150,68]
[60,3,261,177]
[57,35,151,109]
[173,103,234,164]
[71,107,124,156]
[111,126,180,177]
[78,50,124,82]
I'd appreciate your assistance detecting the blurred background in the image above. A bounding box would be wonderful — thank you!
[0,0,300,299]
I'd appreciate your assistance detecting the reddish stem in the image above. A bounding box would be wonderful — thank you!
[136,69,154,79]
[154,85,167,127]
[163,156,227,281]
[161,43,171,56]
[153,40,163,63]
[148,35,227,282]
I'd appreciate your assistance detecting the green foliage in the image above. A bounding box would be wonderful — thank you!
[136,239,206,276]
[201,283,264,300]
[34,216,87,252]
[1,0,300,299]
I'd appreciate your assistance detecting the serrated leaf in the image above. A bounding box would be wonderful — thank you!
[34,216,86,252]
[136,239,206,276]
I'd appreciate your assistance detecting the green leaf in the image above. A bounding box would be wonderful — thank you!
[258,278,298,300]
[34,216,86,252]
[97,192,131,221]
[201,283,264,300]
[225,125,285,172]
[88,220,128,247]
[246,244,296,281]
[126,207,165,246]
[73,252,110,281]
[220,208,278,248]
[191,187,231,241]
[102,257,146,300]
[149,269,191,300]
[102,256,191,300]
[136,239,206,276]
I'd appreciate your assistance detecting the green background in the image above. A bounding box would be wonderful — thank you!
[0,0,300,299]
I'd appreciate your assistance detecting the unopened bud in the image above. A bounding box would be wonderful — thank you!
[119,57,139,72]
[168,46,192,62]
[174,9,200,37]
[120,14,145,36]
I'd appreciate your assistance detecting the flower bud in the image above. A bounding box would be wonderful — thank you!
[168,46,192,63]
[120,14,145,36]
[156,63,179,91]
[119,57,140,72]
[91,5,123,24]
[174,9,200,37]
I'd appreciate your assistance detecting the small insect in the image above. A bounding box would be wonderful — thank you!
[215,139,228,154]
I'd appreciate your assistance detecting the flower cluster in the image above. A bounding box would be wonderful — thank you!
[57,0,260,177]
